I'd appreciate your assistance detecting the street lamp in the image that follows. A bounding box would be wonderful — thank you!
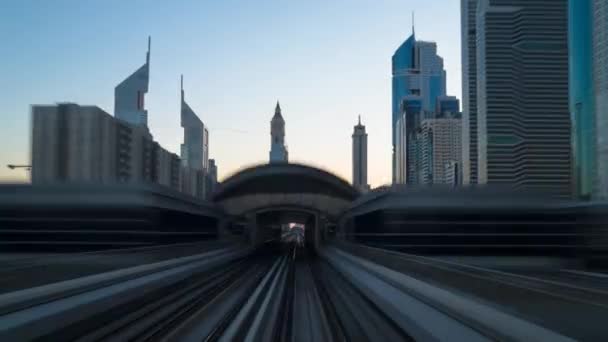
[7,164,31,171]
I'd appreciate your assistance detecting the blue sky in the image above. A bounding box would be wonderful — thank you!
[0,0,461,186]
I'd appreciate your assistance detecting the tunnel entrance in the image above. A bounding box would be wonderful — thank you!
[253,209,320,250]
[211,163,359,250]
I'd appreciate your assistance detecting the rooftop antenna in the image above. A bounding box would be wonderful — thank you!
[412,11,415,36]
[180,74,184,102]
[358,114,361,125]
[146,36,151,65]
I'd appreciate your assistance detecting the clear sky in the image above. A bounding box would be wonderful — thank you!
[0,0,461,186]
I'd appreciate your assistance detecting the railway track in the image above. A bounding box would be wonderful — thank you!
[0,242,594,341]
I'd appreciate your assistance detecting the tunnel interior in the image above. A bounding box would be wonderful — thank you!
[253,209,320,250]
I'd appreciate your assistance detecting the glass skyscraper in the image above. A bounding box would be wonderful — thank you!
[114,37,150,128]
[594,0,608,199]
[569,0,595,199]
[180,76,208,172]
[476,0,571,198]
[391,28,447,183]
[569,0,608,199]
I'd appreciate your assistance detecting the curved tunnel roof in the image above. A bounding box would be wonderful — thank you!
[213,163,359,202]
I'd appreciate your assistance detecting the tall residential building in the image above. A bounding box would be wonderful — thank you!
[569,0,596,199]
[476,0,571,198]
[394,96,424,184]
[115,37,150,128]
[31,103,180,190]
[352,116,369,191]
[594,0,608,199]
[411,115,462,185]
[180,75,209,172]
[461,0,479,185]
[391,25,447,182]
[269,102,288,163]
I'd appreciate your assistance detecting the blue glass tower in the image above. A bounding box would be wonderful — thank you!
[391,25,448,182]
[392,33,416,147]
[569,0,595,199]
[391,32,416,183]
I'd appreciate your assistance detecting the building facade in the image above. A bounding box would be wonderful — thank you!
[270,102,288,163]
[207,159,218,197]
[31,103,181,192]
[594,0,608,199]
[352,116,369,191]
[476,0,571,198]
[30,39,215,200]
[569,0,596,199]
[415,116,462,185]
[445,161,461,186]
[461,0,479,185]
[180,76,208,172]
[114,37,150,128]
[391,27,448,182]
[32,104,118,183]
[436,96,460,117]
[395,112,408,184]
[394,96,423,184]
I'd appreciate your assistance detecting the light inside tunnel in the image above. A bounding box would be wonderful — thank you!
[282,223,305,245]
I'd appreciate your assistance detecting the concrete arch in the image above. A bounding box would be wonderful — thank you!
[213,163,359,202]
[243,204,322,218]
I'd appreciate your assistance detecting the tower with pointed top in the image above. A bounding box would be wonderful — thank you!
[352,115,369,191]
[180,75,208,172]
[392,17,447,183]
[179,75,209,198]
[270,102,288,163]
[115,36,151,128]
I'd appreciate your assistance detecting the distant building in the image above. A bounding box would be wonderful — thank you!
[395,112,408,185]
[391,22,447,182]
[445,161,461,186]
[436,96,460,117]
[394,96,423,184]
[115,37,150,128]
[269,102,288,163]
[180,166,205,198]
[207,159,218,197]
[476,0,571,198]
[31,103,180,190]
[30,39,214,200]
[156,146,181,190]
[179,75,210,198]
[180,75,208,172]
[414,116,462,185]
[461,0,479,185]
[352,116,369,192]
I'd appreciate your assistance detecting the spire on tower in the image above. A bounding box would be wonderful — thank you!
[146,36,151,65]
[412,11,415,36]
[180,74,184,102]
[273,101,283,119]
[358,115,361,125]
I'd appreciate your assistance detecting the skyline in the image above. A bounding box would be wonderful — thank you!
[0,0,462,186]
